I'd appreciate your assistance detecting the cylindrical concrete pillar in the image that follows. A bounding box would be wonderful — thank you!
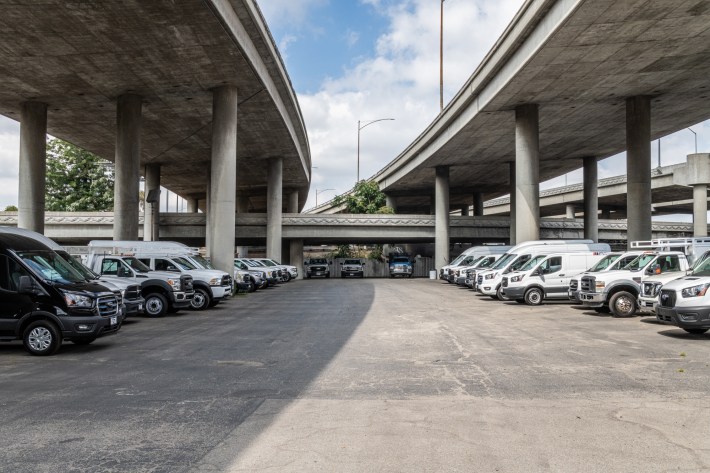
[290,239,304,279]
[266,157,283,261]
[114,94,142,240]
[385,193,397,213]
[209,86,238,275]
[288,190,299,214]
[143,164,160,241]
[566,204,575,219]
[18,101,48,233]
[693,184,708,237]
[473,192,484,216]
[583,156,599,242]
[435,166,450,271]
[509,162,516,245]
[626,96,652,246]
[515,104,540,243]
[187,197,199,213]
[205,170,212,253]
[460,205,469,216]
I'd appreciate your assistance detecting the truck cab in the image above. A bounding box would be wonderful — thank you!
[388,255,413,278]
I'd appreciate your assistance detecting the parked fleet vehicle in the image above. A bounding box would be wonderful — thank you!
[655,255,710,334]
[234,259,267,290]
[0,228,124,355]
[456,254,502,286]
[476,240,611,300]
[501,252,607,305]
[305,258,331,278]
[237,258,282,285]
[388,254,414,278]
[441,245,510,282]
[340,259,365,278]
[568,252,644,303]
[87,241,232,311]
[249,258,294,282]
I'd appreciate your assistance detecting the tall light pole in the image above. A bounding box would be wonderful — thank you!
[440,0,445,112]
[315,188,334,207]
[357,118,395,183]
[688,127,698,153]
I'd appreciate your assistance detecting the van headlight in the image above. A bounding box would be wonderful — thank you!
[510,275,523,283]
[63,291,93,308]
[167,278,181,291]
[485,273,496,280]
[681,283,710,298]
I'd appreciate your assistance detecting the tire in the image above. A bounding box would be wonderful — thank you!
[306,274,311,279]
[408,274,412,278]
[190,287,212,311]
[284,272,292,282]
[341,272,345,278]
[609,291,637,317]
[208,299,220,307]
[594,307,611,314]
[524,287,544,305]
[515,299,525,304]
[23,320,62,356]
[683,328,709,334]
[144,293,168,318]
[72,338,96,345]
[247,281,256,293]
[326,273,330,278]
[495,285,504,300]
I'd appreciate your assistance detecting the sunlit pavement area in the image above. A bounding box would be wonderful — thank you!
[1,279,709,472]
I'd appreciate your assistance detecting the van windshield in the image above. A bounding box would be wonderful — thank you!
[57,251,98,280]
[123,257,151,273]
[15,250,86,284]
[490,253,514,270]
[449,254,467,266]
[623,254,656,271]
[191,255,214,270]
[588,254,620,272]
[173,257,196,270]
[691,257,710,276]
[520,255,548,272]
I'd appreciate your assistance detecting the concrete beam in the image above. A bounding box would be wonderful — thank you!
[18,101,47,233]
[114,94,142,240]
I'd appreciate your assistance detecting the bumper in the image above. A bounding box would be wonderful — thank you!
[568,290,581,303]
[342,270,364,277]
[501,286,526,299]
[455,276,467,285]
[478,282,498,295]
[390,270,412,276]
[580,292,606,308]
[307,270,329,277]
[123,297,144,316]
[637,297,656,314]
[59,313,124,339]
[656,305,710,329]
[171,290,194,309]
[210,285,232,300]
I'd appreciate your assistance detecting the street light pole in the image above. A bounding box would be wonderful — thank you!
[357,118,395,183]
[440,0,445,112]
[688,127,698,154]
[315,188,334,207]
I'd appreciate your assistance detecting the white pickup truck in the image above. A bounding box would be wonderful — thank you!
[568,251,643,303]
[579,251,690,317]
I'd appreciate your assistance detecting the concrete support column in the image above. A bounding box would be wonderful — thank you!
[209,86,238,275]
[583,156,599,241]
[566,205,575,219]
[205,171,212,253]
[266,157,283,261]
[288,190,299,214]
[460,205,469,216]
[187,197,199,213]
[385,194,397,213]
[18,101,48,233]
[626,96,652,245]
[693,185,708,237]
[515,104,540,243]
[435,166,450,271]
[473,192,484,217]
[143,164,160,241]
[113,94,142,240]
[289,239,304,279]
[509,162,516,245]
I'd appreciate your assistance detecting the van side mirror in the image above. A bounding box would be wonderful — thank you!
[18,276,36,294]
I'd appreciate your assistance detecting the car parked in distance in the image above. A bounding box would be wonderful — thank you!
[305,258,331,278]
[341,259,365,278]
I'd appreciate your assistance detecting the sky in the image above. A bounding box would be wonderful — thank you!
[0,0,709,215]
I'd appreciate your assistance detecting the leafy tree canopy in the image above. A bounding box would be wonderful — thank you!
[46,139,114,211]
[333,180,394,215]
[3,205,18,211]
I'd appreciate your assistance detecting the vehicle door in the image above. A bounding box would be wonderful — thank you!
[537,256,564,297]
[100,257,134,278]
[155,258,180,273]
[0,255,35,336]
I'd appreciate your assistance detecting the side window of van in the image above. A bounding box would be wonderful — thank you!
[541,257,562,274]
[156,259,178,272]
[0,256,31,292]
[101,259,120,276]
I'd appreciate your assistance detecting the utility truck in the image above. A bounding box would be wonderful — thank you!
[568,252,644,303]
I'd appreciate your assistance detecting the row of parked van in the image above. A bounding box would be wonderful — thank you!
[0,227,297,356]
[440,238,710,335]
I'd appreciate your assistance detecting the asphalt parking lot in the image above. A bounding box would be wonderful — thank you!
[1,279,710,472]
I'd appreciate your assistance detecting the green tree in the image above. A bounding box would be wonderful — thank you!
[46,139,114,211]
[333,180,394,214]
[3,205,18,211]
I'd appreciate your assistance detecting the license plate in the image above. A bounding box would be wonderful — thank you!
[110,316,117,325]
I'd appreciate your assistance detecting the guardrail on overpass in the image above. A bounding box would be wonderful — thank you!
[0,212,696,245]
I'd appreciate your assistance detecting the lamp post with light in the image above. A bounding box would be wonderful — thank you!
[357,118,394,183]
[315,188,334,207]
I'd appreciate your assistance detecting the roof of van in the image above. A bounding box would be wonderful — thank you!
[0,226,63,250]
[0,230,54,252]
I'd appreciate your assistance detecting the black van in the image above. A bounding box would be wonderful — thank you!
[0,232,123,356]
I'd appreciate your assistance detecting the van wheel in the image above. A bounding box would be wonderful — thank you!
[190,288,211,311]
[609,291,637,317]
[683,328,708,334]
[23,321,62,356]
[247,281,256,293]
[284,273,291,282]
[341,272,345,278]
[524,288,544,306]
[495,285,504,300]
[144,293,168,317]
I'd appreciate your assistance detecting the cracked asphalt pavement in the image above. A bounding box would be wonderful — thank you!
[1,279,709,472]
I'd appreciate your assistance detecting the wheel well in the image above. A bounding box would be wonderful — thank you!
[192,281,211,292]
[19,313,59,338]
[609,286,639,298]
[525,285,545,293]
[142,286,170,299]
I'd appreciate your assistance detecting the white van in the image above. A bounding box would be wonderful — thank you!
[476,240,611,300]
[501,252,607,305]
[440,245,510,282]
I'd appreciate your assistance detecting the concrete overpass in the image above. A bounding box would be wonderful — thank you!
[1,0,310,274]
[314,0,710,269]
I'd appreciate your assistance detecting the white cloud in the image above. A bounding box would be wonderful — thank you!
[257,0,328,28]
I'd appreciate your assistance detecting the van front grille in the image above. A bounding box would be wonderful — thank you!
[97,296,119,317]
